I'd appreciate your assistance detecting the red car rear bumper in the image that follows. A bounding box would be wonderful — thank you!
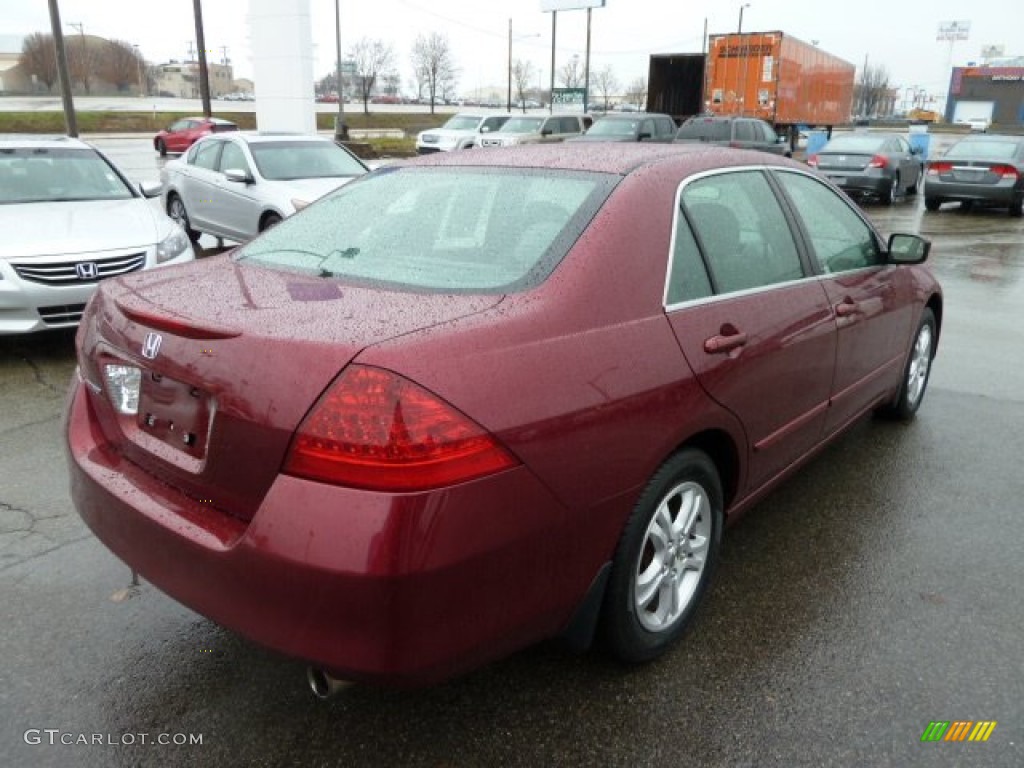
[66,379,592,685]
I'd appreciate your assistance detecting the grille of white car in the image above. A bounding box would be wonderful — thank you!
[13,252,147,285]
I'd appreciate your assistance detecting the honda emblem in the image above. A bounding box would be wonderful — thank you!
[141,332,163,360]
[75,262,99,280]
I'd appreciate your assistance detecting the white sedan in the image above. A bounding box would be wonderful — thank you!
[160,133,369,244]
[0,136,194,335]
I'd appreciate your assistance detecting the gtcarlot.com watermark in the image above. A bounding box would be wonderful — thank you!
[24,729,203,747]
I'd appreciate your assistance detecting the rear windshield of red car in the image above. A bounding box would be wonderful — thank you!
[235,167,617,293]
[211,123,238,133]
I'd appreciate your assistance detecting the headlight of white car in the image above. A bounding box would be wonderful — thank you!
[155,226,191,264]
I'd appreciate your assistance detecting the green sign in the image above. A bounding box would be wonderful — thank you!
[552,88,586,105]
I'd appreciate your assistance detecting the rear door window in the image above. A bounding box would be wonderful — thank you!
[681,171,804,294]
[734,121,756,142]
[191,140,222,171]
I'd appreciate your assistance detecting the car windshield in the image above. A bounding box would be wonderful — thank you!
[588,119,638,137]
[500,118,544,133]
[442,116,483,131]
[249,141,366,180]
[676,119,731,141]
[0,147,133,204]
[821,136,885,153]
[235,167,615,293]
[943,139,1020,161]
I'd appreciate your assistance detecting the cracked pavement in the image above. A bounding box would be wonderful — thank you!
[0,329,88,573]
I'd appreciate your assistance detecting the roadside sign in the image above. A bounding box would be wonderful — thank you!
[552,88,587,105]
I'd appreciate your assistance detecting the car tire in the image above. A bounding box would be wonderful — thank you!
[882,174,899,205]
[924,197,941,212]
[156,139,167,158]
[167,194,200,243]
[1009,196,1023,218]
[601,448,723,664]
[876,307,936,421]
[907,170,920,196]
[260,213,282,232]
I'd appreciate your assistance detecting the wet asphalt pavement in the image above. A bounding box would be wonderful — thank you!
[2,137,1023,767]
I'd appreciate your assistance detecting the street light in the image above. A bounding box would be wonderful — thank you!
[737,3,750,33]
[507,19,540,113]
[334,0,348,141]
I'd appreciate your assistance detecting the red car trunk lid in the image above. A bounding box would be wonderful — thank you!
[79,255,502,521]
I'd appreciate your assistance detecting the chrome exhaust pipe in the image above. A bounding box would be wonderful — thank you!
[307,667,350,699]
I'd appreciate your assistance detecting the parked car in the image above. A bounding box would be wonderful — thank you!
[66,144,941,689]
[807,133,924,204]
[0,136,194,334]
[924,134,1024,216]
[568,113,677,143]
[153,117,238,156]
[675,115,791,157]
[955,117,991,133]
[415,113,512,154]
[478,113,592,147]
[160,132,369,243]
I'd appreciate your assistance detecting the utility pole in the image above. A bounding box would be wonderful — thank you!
[192,0,212,115]
[220,45,230,66]
[47,0,77,137]
[583,7,592,113]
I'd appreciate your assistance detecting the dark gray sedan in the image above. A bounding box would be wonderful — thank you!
[567,113,677,143]
[923,134,1024,216]
[807,133,924,205]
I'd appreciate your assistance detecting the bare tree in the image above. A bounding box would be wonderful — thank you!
[411,32,458,114]
[67,34,98,94]
[99,39,145,93]
[349,37,395,115]
[511,59,535,113]
[624,76,647,109]
[559,56,584,88]
[19,32,59,92]
[854,64,891,118]
[592,65,619,112]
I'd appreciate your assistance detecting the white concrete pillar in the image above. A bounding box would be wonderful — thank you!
[248,0,316,134]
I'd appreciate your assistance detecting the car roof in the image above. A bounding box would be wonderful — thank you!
[396,141,797,177]
[0,134,93,150]
[595,113,672,120]
[202,131,333,145]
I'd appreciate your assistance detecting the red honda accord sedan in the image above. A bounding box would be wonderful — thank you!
[66,144,941,689]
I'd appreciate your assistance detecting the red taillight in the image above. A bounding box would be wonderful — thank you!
[868,154,888,169]
[283,365,518,491]
[927,161,952,175]
[806,155,819,167]
[991,163,1019,180]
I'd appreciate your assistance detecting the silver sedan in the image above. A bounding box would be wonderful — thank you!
[0,136,194,334]
[161,132,368,244]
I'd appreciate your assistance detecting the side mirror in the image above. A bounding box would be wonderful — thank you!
[637,132,652,141]
[888,233,930,264]
[481,126,491,133]
[223,168,252,184]
[541,128,553,136]
[138,180,163,199]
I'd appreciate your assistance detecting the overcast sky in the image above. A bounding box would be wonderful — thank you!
[7,0,1024,100]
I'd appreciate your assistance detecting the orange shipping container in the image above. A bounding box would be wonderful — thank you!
[705,31,855,128]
